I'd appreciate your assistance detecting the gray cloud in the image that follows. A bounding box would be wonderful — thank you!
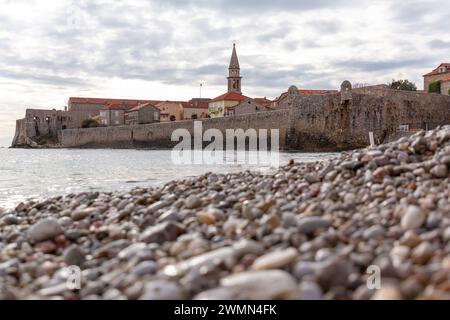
[0,68,88,87]
[335,58,427,72]
[429,40,450,50]
[0,0,436,92]
[152,0,356,12]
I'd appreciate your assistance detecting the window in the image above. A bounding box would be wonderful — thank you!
[440,67,446,73]
[115,111,120,117]
[154,112,159,121]
[397,124,409,132]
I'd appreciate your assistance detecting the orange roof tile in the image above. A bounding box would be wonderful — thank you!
[254,97,272,106]
[125,102,158,113]
[69,97,163,107]
[181,100,210,109]
[210,92,250,103]
[423,63,450,77]
[442,76,450,82]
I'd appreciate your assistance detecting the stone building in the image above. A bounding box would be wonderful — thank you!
[423,63,450,93]
[441,77,450,96]
[68,97,162,121]
[160,112,170,122]
[209,92,250,117]
[11,108,83,147]
[99,105,130,126]
[124,103,161,125]
[209,44,251,117]
[182,98,210,120]
[226,98,272,116]
[254,97,272,107]
[156,101,184,122]
[227,43,242,93]
[272,89,338,109]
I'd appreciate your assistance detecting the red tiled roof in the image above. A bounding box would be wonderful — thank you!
[254,97,272,106]
[442,76,450,82]
[423,63,450,77]
[181,100,210,109]
[125,102,158,113]
[69,97,163,106]
[210,92,250,103]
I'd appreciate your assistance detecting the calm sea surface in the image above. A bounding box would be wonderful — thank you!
[0,148,338,209]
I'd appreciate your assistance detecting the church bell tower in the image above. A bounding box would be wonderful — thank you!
[227,43,242,93]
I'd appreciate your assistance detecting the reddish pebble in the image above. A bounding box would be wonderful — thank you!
[35,241,57,254]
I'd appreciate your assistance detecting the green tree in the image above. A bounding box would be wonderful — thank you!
[81,119,99,128]
[389,79,417,91]
[429,81,441,94]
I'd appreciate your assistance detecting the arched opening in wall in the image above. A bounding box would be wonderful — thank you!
[45,116,51,134]
[33,116,40,136]
[62,125,67,130]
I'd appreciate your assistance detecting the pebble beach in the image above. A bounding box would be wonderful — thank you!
[2,126,450,300]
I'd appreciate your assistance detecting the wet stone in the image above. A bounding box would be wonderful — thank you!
[297,217,331,234]
[28,218,63,243]
[251,248,298,271]
[139,221,185,244]
[220,270,298,300]
[63,245,86,267]
[401,206,426,230]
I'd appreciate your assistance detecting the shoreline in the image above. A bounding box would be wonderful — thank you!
[1,126,450,299]
[0,149,337,211]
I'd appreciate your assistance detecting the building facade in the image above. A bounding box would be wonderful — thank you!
[99,105,129,126]
[209,92,249,117]
[124,103,160,125]
[227,43,242,93]
[441,77,450,96]
[68,97,163,128]
[156,101,184,121]
[182,98,210,120]
[227,98,272,116]
[209,44,250,117]
[423,63,450,93]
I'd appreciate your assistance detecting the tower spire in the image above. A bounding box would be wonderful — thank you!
[227,43,242,93]
[229,42,240,69]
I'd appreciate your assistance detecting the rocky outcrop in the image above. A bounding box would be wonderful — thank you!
[11,118,27,147]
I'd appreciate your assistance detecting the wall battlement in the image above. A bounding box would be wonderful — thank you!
[12,83,450,151]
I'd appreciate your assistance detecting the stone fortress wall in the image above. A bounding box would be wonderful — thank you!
[12,82,450,151]
[12,109,85,147]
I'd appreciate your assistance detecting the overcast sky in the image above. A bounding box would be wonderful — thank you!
[0,0,449,144]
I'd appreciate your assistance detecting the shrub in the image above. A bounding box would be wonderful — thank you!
[389,79,417,91]
[81,119,99,128]
[191,114,198,119]
[429,81,441,94]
